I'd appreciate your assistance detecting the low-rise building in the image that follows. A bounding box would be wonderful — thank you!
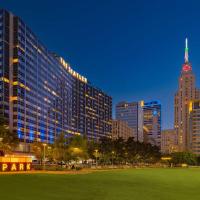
[112,120,134,141]
[161,129,178,154]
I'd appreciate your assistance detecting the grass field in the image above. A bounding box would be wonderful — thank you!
[1,168,200,200]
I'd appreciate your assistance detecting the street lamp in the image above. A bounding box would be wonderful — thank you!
[125,152,128,165]
[42,143,47,170]
[94,149,98,168]
[0,137,3,149]
[111,151,115,168]
[73,147,80,152]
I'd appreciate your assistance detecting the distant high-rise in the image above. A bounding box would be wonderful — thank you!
[115,100,161,147]
[189,100,200,154]
[174,39,200,151]
[112,120,133,141]
[143,101,161,147]
[115,101,143,140]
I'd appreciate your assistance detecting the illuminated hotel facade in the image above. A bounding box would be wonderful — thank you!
[0,9,112,144]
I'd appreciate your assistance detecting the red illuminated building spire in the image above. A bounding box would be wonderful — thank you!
[184,38,189,63]
[182,38,192,72]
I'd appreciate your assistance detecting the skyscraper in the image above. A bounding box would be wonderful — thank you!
[143,101,161,147]
[115,101,143,140]
[115,100,161,147]
[0,9,112,146]
[189,100,200,154]
[174,39,200,151]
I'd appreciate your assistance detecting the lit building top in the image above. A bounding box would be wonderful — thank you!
[184,38,189,63]
[59,57,87,83]
[143,100,161,107]
[182,38,192,72]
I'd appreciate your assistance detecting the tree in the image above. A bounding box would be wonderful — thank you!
[171,152,197,165]
[86,137,161,165]
[113,137,126,164]
[98,137,113,164]
[31,141,53,164]
[87,140,99,159]
[126,137,138,164]
[31,142,43,163]
[0,142,12,155]
[68,135,88,161]
[0,115,19,153]
[53,132,69,162]
[0,115,8,137]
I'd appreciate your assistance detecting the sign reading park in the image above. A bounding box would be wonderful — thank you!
[0,156,32,172]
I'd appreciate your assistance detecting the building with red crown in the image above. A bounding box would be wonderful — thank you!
[174,39,200,152]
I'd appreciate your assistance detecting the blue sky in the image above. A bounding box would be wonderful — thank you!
[2,0,200,129]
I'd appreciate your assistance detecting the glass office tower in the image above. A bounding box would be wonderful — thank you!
[0,9,112,144]
[143,101,161,147]
[115,101,143,140]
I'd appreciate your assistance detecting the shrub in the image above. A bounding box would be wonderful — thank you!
[171,152,197,166]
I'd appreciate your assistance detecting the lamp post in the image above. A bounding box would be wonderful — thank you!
[94,149,98,168]
[0,137,4,156]
[42,143,47,170]
[111,151,115,168]
[72,147,81,166]
[125,152,128,165]
[0,137,3,150]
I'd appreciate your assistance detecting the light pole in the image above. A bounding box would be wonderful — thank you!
[111,151,115,168]
[42,143,47,170]
[72,147,81,166]
[0,137,3,155]
[94,149,98,168]
[125,152,128,165]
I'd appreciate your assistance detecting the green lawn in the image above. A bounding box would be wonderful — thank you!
[1,168,200,200]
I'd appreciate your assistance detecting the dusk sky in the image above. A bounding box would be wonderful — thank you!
[2,0,200,129]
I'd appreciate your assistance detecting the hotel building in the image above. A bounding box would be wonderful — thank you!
[112,120,134,141]
[0,9,112,145]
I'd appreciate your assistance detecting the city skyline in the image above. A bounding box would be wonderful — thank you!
[1,3,200,200]
[3,0,200,129]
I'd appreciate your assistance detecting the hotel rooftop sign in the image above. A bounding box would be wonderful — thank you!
[0,156,32,172]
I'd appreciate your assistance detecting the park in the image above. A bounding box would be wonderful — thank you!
[1,168,200,200]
